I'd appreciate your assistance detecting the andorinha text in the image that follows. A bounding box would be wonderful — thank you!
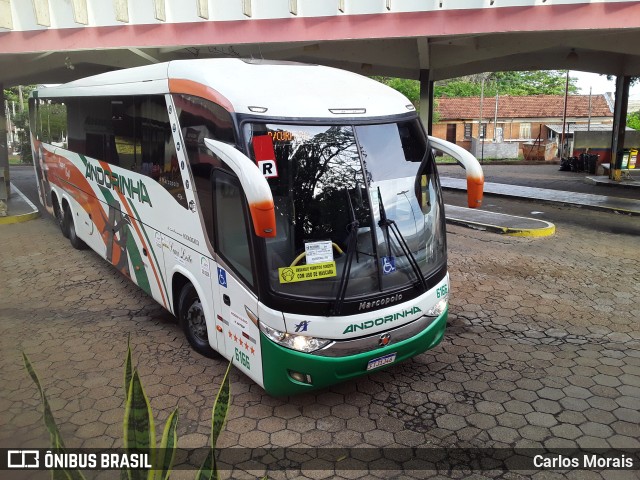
[85,163,152,206]
[343,306,421,334]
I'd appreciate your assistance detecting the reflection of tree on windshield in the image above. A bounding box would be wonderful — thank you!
[274,126,371,247]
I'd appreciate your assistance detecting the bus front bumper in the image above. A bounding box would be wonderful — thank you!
[261,308,447,396]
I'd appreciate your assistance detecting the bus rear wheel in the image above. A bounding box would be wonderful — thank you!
[64,204,86,250]
[54,198,69,238]
[178,284,218,358]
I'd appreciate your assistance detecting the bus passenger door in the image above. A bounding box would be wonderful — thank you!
[211,170,263,386]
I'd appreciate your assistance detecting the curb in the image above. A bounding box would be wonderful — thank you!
[440,177,640,216]
[0,210,40,225]
[0,184,40,225]
[446,217,556,237]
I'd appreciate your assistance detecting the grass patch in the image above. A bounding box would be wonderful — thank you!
[9,154,30,165]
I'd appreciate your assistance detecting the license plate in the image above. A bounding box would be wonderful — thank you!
[367,352,397,371]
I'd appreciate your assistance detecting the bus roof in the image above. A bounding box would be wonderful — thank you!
[33,58,415,119]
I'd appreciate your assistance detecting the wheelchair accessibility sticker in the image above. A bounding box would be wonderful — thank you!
[218,267,227,288]
[381,256,396,275]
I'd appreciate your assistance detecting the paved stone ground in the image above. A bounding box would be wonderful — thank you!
[1,172,640,479]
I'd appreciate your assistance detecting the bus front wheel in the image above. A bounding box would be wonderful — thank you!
[178,284,218,359]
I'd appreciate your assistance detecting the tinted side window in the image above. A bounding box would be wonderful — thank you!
[65,95,186,208]
[37,99,67,146]
[67,96,122,164]
[213,172,255,288]
[175,94,235,240]
[137,96,186,208]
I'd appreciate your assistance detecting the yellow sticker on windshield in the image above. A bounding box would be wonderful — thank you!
[279,262,337,284]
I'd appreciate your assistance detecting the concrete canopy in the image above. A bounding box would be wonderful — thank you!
[1,1,639,86]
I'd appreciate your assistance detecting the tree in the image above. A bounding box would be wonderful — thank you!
[3,85,36,163]
[434,70,579,97]
[371,77,440,122]
[628,110,640,131]
[372,77,420,107]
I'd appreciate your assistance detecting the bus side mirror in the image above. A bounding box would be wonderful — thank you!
[427,135,484,208]
[204,139,277,238]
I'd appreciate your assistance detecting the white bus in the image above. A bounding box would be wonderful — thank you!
[29,59,483,396]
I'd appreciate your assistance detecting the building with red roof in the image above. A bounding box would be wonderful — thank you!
[433,94,614,158]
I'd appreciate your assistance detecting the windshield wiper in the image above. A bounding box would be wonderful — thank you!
[377,187,428,292]
[330,190,359,316]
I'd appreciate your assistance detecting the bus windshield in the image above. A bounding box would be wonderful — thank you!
[243,119,446,305]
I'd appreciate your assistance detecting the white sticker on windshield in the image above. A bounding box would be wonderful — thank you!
[305,241,333,265]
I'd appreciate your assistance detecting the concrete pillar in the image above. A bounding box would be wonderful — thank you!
[0,84,9,216]
[419,69,434,135]
[610,75,630,181]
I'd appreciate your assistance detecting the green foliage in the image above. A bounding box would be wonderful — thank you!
[627,110,640,131]
[157,410,179,480]
[435,70,580,98]
[24,339,239,479]
[23,352,87,480]
[197,361,232,480]
[4,86,34,163]
[372,76,420,108]
[123,370,156,480]
[435,80,484,98]
[371,76,440,122]
[39,102,68,144]
[211,363,231,450]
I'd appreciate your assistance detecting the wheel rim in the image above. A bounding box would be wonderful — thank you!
[186,300,208,342]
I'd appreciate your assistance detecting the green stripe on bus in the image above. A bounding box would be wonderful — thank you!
[260,309,448,396]
[126,231,151,295]
[128,202,168,304]
[98,186,152,296]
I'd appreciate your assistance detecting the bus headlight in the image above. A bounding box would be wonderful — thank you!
[259,321,332,353]
[426,295,448,317]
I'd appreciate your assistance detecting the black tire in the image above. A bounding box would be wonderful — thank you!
[65,205,87,250]
[178,284,218,358]
[54,199,69,238]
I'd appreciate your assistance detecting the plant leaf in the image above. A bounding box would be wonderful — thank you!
[23,353,87,480]
[211,362,232,450]
[124,334,133,402]
[195,449,217,480]
[23,352,66,449]
[154,409,178,480]
[123,370,156,480]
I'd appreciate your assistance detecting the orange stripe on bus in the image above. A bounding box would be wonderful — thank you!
[97,161,168,308]
[168,78,235,112]
[45,152,110,239]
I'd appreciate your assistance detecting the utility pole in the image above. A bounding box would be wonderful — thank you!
[0,84,9,216]
[559,70,570,159]
[493,89,499,142]
[587,86,592,132]
[18,85,24,112]
[479,75,486,164]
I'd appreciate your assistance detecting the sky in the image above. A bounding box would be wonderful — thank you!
[571,70,640,98]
